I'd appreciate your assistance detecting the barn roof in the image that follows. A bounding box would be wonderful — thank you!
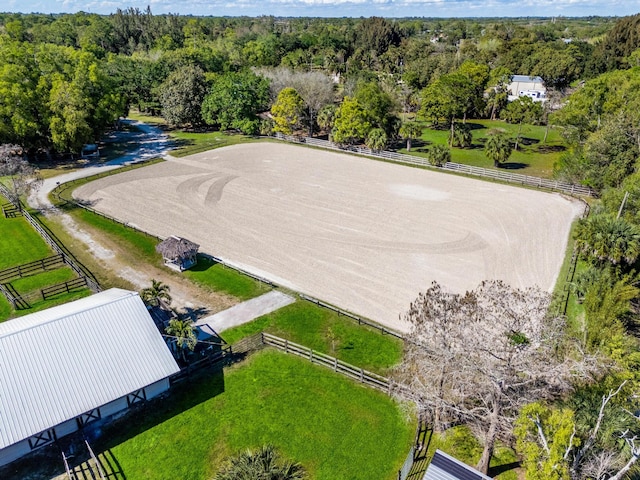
[0,289,180,450]
[156,235,200,259]
[423,450,493,480]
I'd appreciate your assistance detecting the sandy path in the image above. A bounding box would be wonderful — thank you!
[74,142,584,332]
[196,291,295,333]
[25,121,237,313]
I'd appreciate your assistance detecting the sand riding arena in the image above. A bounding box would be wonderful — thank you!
[74,142,584,333]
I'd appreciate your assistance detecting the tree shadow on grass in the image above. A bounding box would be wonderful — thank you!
[488,460,521,477]
[187,253,220,273]
[95,367,226,453]
[535,144,566,154]
[500,162,529,170]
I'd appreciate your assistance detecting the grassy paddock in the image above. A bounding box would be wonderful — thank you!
[402,119,565,178]
[0,195,93,321]
[97,350,415,480]
[184,254,271,300]
[222,300,403,375]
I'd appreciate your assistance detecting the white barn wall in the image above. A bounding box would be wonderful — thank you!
[145,378,170,399]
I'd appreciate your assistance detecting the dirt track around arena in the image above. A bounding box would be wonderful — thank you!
[74,142,584,332]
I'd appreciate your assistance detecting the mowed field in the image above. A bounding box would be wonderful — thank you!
[74,143,583,332]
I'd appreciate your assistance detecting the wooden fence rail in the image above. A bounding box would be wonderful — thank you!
[41,277,89,300]
[273,133,596,197]
[0,184,101,293]
[0,254,65,283]
[261,332,392,393]
[299,293,404,340]
[0,283,30,309]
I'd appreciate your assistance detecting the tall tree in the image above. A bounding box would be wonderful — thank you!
[165,318,197,362]
[140,279,172,308]
[419,73,473,146]
[365,128,387,152]
[331,96,371,145]
[398,121,422,151]
[484,129,513,167]
[393,280,598,475]
[158,64,207,127]
[271,87,304,135]
[0,144,41,207]
[500,96,543,150]
[202,70,270,135]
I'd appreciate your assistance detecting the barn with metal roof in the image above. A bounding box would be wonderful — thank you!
[423,450,493,480]
[0,288,180,467]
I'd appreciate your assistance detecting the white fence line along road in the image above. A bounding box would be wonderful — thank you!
[273,133,595,198]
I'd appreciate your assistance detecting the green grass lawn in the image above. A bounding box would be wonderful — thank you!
[0,195,94,321]
[0,198,53,269]
[184,254,271,301]
[402,119,566,179]
[97,350,415,480]
[222,300,403,375]
[11,266,77,297]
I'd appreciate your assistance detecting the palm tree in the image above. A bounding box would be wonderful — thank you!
[451,123,472,148]
[484,129,513,167]
[399,121,422,151]
[140,279,172,308]
[165,318,197,361]
[427,144,451,167]
[317,104,336,134]
[575,214,640,267]
[214,445,306,480]
[365,128,388,152]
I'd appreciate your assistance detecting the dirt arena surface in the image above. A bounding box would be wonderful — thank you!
[74,142,584,332]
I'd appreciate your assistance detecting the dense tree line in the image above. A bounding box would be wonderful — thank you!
[0,10,623,155]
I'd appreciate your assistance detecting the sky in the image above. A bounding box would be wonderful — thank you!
[3,0,640,18]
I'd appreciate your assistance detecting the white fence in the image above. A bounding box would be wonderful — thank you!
[273,133,595,197]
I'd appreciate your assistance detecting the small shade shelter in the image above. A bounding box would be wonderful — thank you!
[423,450,493,480]
[156,235,200,271]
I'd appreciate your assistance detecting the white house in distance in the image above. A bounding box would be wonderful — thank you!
[507,75,546,102]
[0,289,180,467]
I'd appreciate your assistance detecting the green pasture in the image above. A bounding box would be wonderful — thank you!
[184,254,271,301]
[222,300,403,375]
[402,119,565,179]
[0,195,93,321]
[97,350,415,480]
[0,198,52,269]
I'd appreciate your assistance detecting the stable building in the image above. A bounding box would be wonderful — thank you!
[507,75,546,102]
[423,450,493,480]
[156,235,200,271]
[0,289,180,467]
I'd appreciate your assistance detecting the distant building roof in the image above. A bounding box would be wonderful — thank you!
[0,289,180,450]
[423,450,493,480]
[156,235,200,260]
[510,75,544,84]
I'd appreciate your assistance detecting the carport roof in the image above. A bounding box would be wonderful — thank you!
[0,288,180,449]
[423,450,493,480]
